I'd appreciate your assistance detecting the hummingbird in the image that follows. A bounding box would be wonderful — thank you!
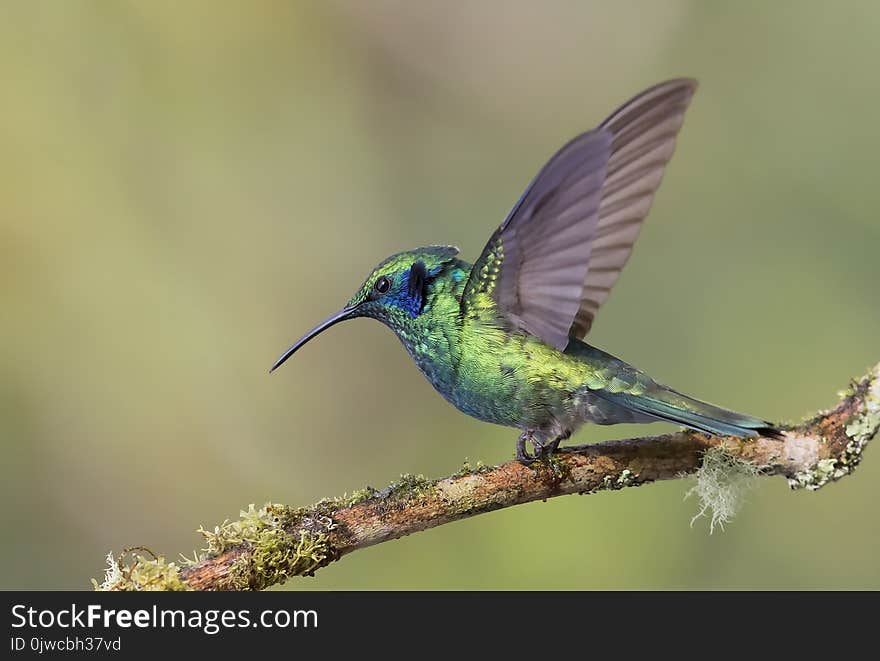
[271,79,781,464]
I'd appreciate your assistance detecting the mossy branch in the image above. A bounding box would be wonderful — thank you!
[97,362,880,591]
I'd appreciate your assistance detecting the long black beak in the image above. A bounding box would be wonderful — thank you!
[269,305,357,373]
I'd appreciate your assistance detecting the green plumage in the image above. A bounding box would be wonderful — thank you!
[271,79,780,463]
[345,251,775,452]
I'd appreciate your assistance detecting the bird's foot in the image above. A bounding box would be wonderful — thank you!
[515,432,564,465]
[515,431,571,467]
[548,431,572,454]
[516,431,542,465]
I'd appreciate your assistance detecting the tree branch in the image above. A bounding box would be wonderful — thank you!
[96,362,880,591]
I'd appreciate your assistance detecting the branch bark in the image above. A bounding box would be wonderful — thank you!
[97,362,880,591]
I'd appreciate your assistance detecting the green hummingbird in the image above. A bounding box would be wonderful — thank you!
[271,78,780,463]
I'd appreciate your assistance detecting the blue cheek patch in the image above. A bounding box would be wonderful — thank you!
[385,289,421,318]
[399,294,422,318]
[386,262,428,318]
[384,261,455,318]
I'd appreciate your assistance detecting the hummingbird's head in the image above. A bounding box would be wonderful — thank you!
[270,245,459,372]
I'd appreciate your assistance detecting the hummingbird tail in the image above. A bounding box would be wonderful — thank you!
[602,387,783,440]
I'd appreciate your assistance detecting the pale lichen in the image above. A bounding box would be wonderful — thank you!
[615,468,636,488]
[97,551,121,590]
[686,446,759,533]
[601,468,638,491]
[788,367,879,490]
[436,473,482,513]
[787,457,843,490]
[93,549,190,591]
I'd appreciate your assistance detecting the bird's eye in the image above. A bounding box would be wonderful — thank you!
[374,276,392,295]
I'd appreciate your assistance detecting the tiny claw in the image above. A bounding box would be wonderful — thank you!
[516,430,557,465]
[516,430,540,465]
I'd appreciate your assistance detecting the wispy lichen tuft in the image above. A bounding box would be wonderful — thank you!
[96,551,122,591]
[93,549,190,591]
[686,446,759,533]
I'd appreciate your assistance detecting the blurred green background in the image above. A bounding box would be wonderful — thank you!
[2,1,878,590]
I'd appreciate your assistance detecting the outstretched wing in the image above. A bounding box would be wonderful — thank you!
[461,79,697,349]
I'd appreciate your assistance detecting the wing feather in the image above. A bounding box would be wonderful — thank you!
[570,79,696,337]
[462,79,697,348]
